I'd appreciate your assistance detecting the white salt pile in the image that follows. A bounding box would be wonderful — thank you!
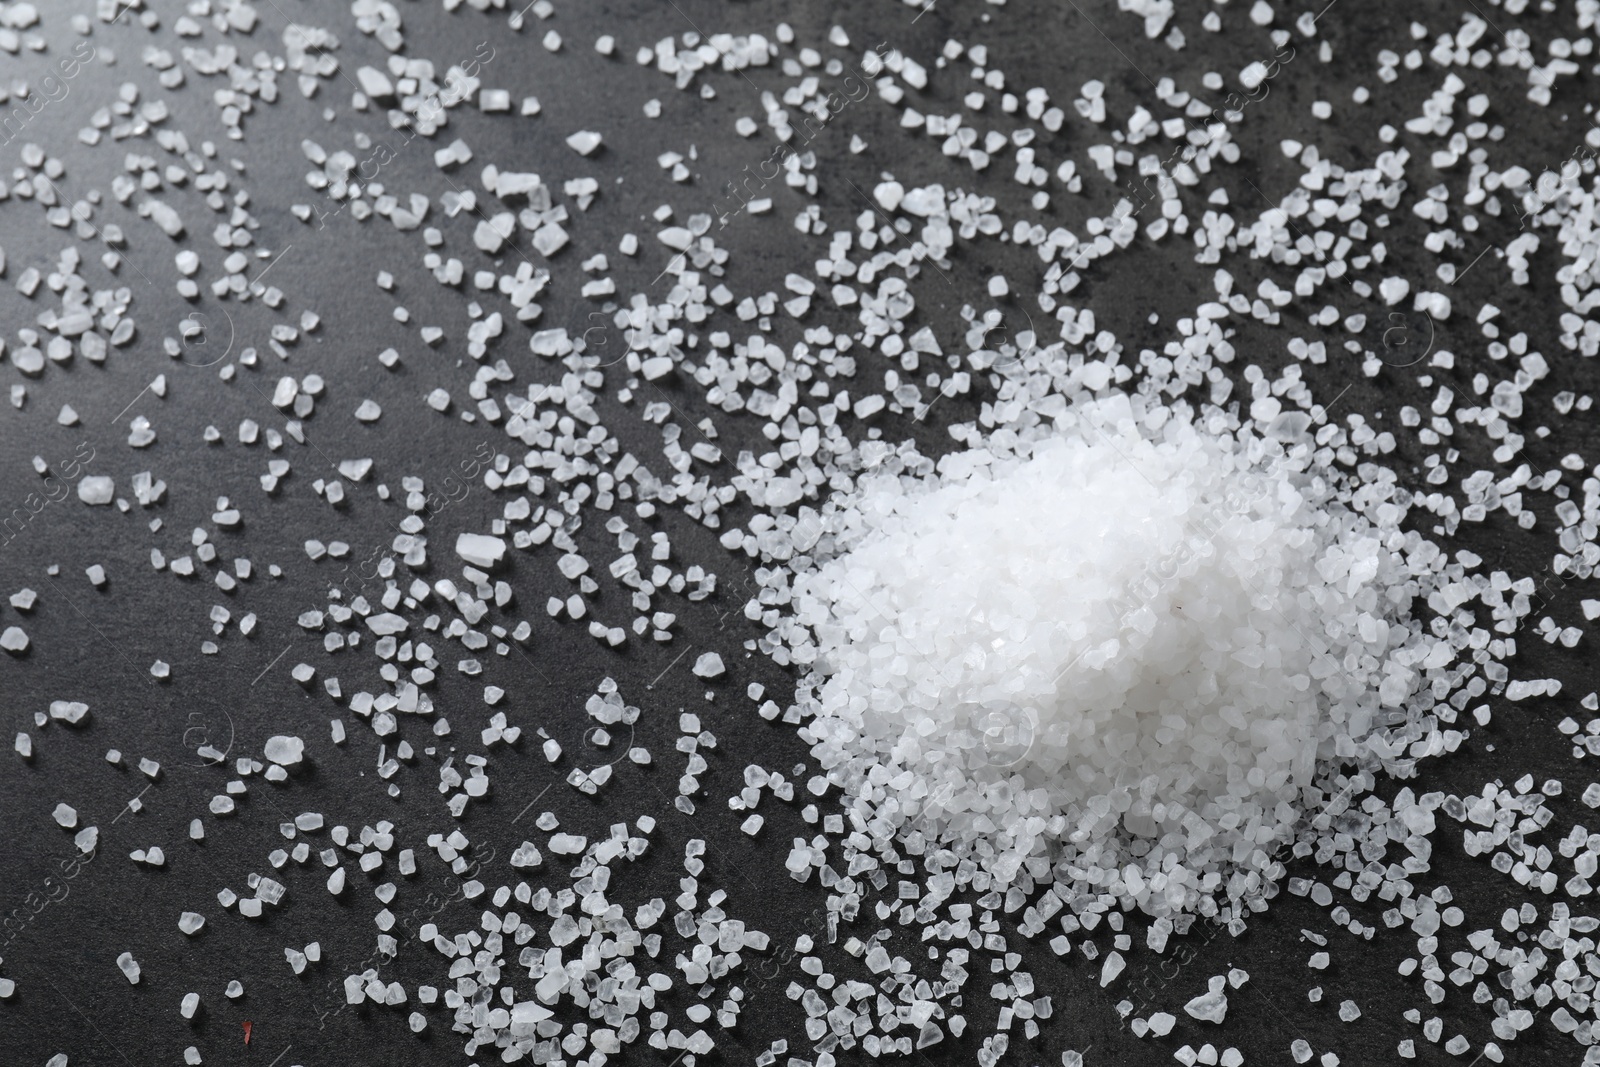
[761,393,1459,918]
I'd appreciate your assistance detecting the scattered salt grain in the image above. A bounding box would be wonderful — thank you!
[264,736,304,765]
[1185,977,1229,1023]
[566,131,603,156]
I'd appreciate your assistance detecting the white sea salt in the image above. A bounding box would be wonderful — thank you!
[761,396,1453,913]
[264,736,304,765]
[566,131,603,156]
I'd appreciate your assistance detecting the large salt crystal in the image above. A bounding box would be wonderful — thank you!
[456,533,507,569]
[264,735,304,765]
[366,613,408,636]
[77,476,115,504]
[565,130,603,156]
[1184,976,1229,1023]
